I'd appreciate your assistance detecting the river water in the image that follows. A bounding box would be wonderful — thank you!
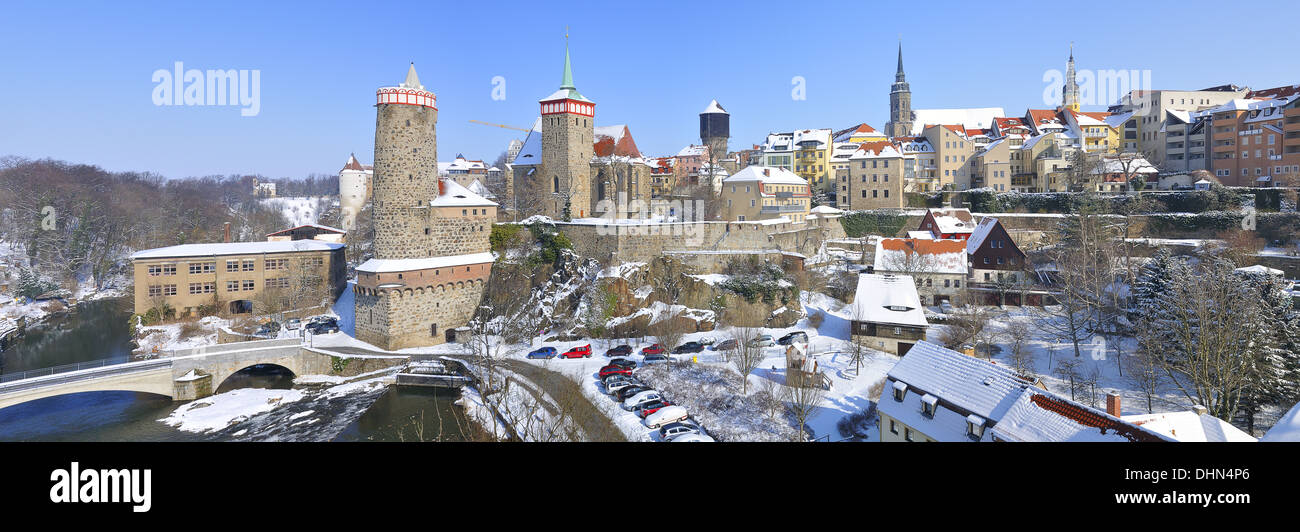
[0,298,470,442]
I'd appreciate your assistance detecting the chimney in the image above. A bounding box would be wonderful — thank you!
[1193,404,1208,416]
[223,222,231,243]
[1106,392,1122,417]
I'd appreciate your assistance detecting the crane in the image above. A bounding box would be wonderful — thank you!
[469,119,531,132]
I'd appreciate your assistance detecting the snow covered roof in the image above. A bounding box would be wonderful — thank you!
[925,208,976,235]
[850,141,902,159]
[131,240,344,260]
[341,153,366,172]
[440,155,487,174]
[1261,401,1300,442]
[1122,411,1256,442]
[909,108,1005,136]
[1105,110,1135,129]
[992,389,1173,442]
[1235,264,1284,276]
[966,217,1000,254]
[432,178,497,208]
[793,128,832,147]
[701,99,727,114]
[722,165,806,186]
[885,341,1025,422]
[467,179,495,199]
[356,251,495,274]
[848,274,928,328]
[593,125,642,158]
[511,118,543,165]
[676,144,708,158]
[1092,156,1159,175]
[873,238,968,275]
[906,231,934,240]
[265,223,346,236]
[810,205,843,215]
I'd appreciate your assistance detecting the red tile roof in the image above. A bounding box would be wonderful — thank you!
[1027,393,1166,442]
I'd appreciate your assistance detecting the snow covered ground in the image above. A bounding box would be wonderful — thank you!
[159,371,395,434]
[260,196,329,226]
[133,315,224,356]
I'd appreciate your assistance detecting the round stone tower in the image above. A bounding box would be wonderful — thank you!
[372,63,438,260]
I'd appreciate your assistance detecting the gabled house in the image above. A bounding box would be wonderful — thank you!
[848,273,929,356]
[966,217,1026,284]
[873,238,967,306]
[918,208,976,240]
[879,341,1175,442]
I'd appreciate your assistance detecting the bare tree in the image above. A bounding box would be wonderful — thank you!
[784,381,827,441]
[649,308,686,357]
[1127,330,1166,414]
[1005,320,1036,377]
[730,325,766,394]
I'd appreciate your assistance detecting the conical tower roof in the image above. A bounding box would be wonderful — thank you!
[401,62,424,90]
[540,35,593,103]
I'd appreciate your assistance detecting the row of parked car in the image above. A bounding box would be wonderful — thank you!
[594,352,714,442]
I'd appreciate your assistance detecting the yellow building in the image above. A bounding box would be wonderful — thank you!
[721,166,811,222]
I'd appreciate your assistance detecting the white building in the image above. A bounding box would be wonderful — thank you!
[338,153,373,232]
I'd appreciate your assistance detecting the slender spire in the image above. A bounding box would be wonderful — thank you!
[896,40,906,81]
[560,28,575,90]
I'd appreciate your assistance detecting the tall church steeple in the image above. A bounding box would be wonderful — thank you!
[1063,43,1080,112]
[537,30,595,220]
[887,39,913,139]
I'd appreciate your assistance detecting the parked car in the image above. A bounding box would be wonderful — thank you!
[644,405,689,429]
[605,379,641,395]
[606,358,637,370]
[939,301,954,314]
[640,344,665,355]
[604,345,633,357]
[526,346,557,359]
[658,421,701,440]
[748,334,775,348]
[616,386,652,401]
[778,331,808,346]
[599,366,633,380]
[635,400,673,418]
[712,339,738,351]
[256,321,282,336]
[672,342,704,354]
[670,433,714,442]
[642,354,669,365]
[285,318,302,331]
[306,319,339,334]
[559,344,592,359]
[623,390,663,411]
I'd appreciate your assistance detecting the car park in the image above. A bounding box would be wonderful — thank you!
[748,335,775,347]
[658,421,701,440]
[778,331,808,345]
[672,342,704,354]
[623,390,663,410]
[559,344,592,359]
[712,339,738,351]
[670,433,714,442]
[644,405,689,429]
[604,345,633,357]
[526,346,557,359]
[640,344,665,355]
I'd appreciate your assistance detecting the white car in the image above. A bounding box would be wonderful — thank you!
[671,433,715,442]
[749,334,775,348]
[644,405,689,429]
[623,390,662,411]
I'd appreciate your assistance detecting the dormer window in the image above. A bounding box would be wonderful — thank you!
[921,394,938,418]
[892,381,908,402]
[966,414,986,440]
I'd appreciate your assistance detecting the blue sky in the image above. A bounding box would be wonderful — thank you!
[1,0,1297,180]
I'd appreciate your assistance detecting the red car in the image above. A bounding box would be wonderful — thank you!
[599,366,633,379]
[636,400,673,418]
[560,344,592,359]
[641,344,665,355]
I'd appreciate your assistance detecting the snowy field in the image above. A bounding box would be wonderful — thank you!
[260,196,330,226]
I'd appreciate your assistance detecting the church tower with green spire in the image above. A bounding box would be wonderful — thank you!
[886,40,913,138]
[538,35,595,220]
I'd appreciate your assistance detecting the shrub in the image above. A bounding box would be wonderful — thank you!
[840,211,908,237]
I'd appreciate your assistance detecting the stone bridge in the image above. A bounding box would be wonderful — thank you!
[0,338,359,411]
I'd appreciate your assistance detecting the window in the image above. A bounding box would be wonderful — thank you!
[921,394,937,418]
[966,415,986,440]
[266,258,288,270]
[242,259,255,272]
[226,260,240,273]
[904,427,915,442]
[242,280,255,291]
[266,278,289,289]
[226,280,240,291]
[148,285,164,297]
[188,282,214,295]
[892,381,907,402]
[889,419,898,435]
[189,262,215,275]
[148,264,176,276]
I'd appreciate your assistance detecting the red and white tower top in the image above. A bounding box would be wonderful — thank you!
[539,38,594,118]
[377,62,437,109]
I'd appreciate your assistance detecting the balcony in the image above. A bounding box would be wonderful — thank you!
[760,204,805,214]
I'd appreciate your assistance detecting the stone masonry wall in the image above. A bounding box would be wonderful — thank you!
[355,281,486,350]
[373,103,438,260]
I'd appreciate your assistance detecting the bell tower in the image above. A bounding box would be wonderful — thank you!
[539,33,595,220]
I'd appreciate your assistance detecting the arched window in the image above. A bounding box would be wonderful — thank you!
[553,176,559,192]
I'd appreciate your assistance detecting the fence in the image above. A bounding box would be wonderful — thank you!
[0,357,132,385]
